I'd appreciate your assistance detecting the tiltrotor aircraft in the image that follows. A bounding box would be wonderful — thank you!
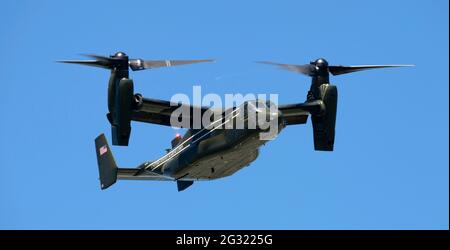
[60,52,412,191]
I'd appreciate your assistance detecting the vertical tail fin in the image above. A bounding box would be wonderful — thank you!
[95,134,118,189]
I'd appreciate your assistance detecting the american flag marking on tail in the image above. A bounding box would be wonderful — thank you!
[99,145,108,156]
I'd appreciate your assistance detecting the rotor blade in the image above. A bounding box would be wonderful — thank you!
[129,59,214,71]
[82,54,114,62]
[256,61,317,76]
[57,60,112,69]
[328,64,414,76]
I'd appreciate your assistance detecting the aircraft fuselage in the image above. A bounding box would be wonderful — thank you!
[154,101,284,181]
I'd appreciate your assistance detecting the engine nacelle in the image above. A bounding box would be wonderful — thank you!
[311,84,337,151]
[110,78,134,146]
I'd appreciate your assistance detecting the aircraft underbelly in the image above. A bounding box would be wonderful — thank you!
[181,135,265,180]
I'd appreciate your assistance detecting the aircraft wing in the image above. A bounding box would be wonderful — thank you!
[278,100,323,125]
[131,96,217,128]
[132,97,324,127]
[117,168,174,181]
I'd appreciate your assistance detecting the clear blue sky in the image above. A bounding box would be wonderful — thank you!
[0,0,448,229]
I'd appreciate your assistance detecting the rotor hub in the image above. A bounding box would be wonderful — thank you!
[314,58,328,68]
[114,51,128,58]
[310,58,329,76]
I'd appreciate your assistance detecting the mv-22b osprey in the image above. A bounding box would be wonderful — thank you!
[60,52,412,191]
